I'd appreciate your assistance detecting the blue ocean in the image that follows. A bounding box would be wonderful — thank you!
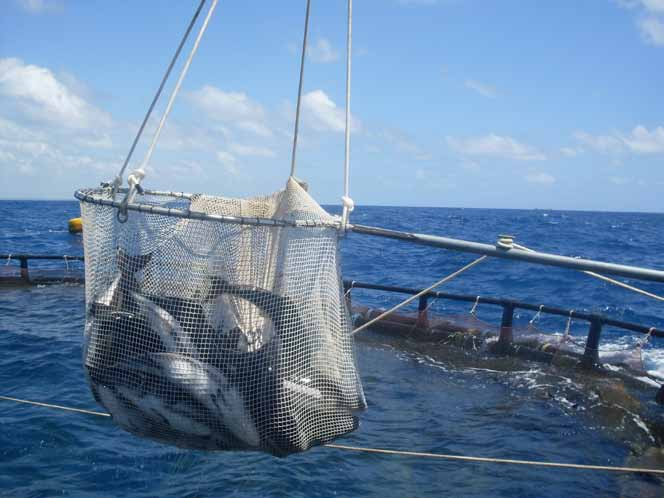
[1,200,663,497]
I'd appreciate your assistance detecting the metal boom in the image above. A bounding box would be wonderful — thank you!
[349,224,664,284]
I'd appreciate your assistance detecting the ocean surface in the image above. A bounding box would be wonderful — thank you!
[1,200,664,497]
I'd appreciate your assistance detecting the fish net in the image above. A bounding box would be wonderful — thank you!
[77,178,366,456]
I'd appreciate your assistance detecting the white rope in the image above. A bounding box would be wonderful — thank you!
[529,304,544,325]
[0,395,110,418]
[513,243,664,303]
[4,394,662,475]
[325,444,664,475]
[113,0,207,194]
[352,256,487,335]
[289,0,312,178]
[563,312,573,340]
[470,296,481,315]
[126,0,219,200]
[341,0,354,230]
[637,327,656,349]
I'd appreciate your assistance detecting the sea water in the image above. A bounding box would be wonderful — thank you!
[0,200,663,497]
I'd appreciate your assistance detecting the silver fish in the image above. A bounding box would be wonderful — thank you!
[133,293,197,355]
[96,384,141,432]
[116,386,212,437]
[151,352,261,448]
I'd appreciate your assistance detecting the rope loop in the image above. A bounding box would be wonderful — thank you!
[561,311,574,342]
[496,234,515,250]
[344,280,356,298]
[116,195,130,223]
[341,195,355,230]
[530,305,544,325]
[63,255,70,272]
[470,296,481,315]
[638,327,656,349]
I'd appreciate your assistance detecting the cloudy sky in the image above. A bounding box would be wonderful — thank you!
[0,0,663,211]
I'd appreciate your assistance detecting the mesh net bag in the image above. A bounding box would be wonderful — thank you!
[77,178,366,456]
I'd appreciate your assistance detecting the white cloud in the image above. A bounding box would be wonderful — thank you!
[620,0,664,12]
[446,133,546,161]
[526,172,556,184]
[639,16,664,45]
[75,133,113,150]
[0,116,117,179]
[610,176,632,185]
[228,143,276,158]
[236,120,272,137]
[169,160,203,178]
[16,0,60,13]
[574,125,664,155]
[216,150,239,176]
[216,150,236,163]
[301,90,360,133]
[465,80,497,98]
[574,131,624,154]
[379,128,431,160]
[560,147,580,157]
[187,85,271,137]
[618,0,664,46]
[396,0,438,5]
[0,58,111,129]
[307,38,339,63]
[622,125,664,153]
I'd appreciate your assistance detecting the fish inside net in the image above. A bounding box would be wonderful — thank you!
[78,178,366,456]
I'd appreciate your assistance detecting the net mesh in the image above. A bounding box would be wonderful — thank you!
[79,178,366,456]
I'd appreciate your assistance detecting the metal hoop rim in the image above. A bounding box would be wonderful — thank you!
[74,188,341,229]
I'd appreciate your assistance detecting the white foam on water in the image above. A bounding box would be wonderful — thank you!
[642,348,664,380]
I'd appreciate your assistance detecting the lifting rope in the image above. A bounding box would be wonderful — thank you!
[2,394,663,476]
[289,0,311,179]
[289,0,355,230]
[113,0,207,196]
[119,0,219,219]
[341,0,354,230]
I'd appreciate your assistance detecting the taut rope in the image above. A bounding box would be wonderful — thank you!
[2,394,663,475]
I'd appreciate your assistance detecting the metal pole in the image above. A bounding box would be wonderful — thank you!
[19,257,29,282]
[498,304,515,350]
[341,279,664,338]
[417,295,429,326]
[349,224,664,284]
[580,319,603,369]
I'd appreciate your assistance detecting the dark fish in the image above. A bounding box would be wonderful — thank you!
[99,249,153,313]
[206,278,356,455]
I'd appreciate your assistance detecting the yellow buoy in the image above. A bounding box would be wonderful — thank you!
[68,217,83,234]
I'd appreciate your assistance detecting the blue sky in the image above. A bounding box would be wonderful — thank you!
[0,0,663,211]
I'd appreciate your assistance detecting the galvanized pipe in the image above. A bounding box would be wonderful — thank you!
[349,224,664,284]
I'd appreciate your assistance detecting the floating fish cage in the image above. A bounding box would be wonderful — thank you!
[342,280,664,404]
[0,254,84,286]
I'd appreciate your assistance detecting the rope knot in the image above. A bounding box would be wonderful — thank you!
[496,234,515,250]
[342,195,355,213]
